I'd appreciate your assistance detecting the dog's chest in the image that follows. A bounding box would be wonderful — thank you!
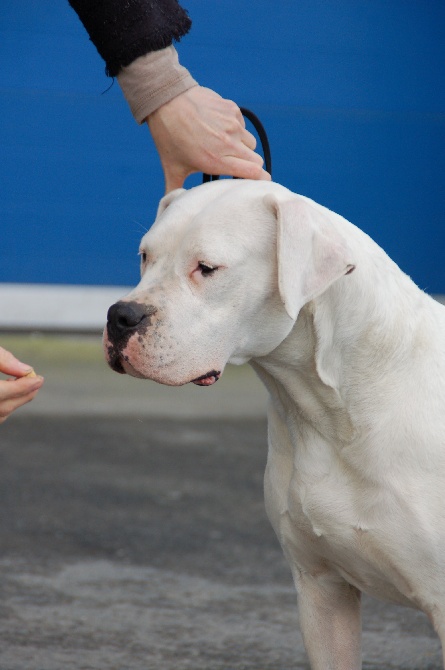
[286,447,372,552]
[267,435,415,606]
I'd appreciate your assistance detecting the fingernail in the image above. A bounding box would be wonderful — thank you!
[16,361,33,373]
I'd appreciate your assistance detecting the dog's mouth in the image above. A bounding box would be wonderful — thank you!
[191,370,221,387]
[107,347,222,387]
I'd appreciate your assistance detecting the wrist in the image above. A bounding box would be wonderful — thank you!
[117,46,198,124]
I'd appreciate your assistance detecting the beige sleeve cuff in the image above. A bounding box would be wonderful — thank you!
[116,45,198,124]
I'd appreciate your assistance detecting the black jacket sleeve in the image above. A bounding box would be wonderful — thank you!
[68,0,192,77]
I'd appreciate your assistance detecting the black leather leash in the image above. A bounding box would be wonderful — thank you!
[202,107,272,183]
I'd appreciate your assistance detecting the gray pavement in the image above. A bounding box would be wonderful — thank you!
[0,334,442,669]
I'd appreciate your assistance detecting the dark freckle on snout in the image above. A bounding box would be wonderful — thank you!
[106,343,125,374]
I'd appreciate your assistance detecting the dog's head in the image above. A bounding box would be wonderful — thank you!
[104,180,354,386]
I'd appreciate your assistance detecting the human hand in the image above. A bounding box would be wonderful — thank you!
[0,346,44,424]
[147,86,271,193]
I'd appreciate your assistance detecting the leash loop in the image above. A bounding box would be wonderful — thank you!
[202,107,272,183]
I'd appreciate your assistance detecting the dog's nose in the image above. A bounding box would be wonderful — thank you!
[107,301,147,335]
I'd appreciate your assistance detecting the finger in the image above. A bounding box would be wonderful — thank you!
[160,152,190,193]
[164,168,188,194]
[215,95,245,127]
[164,177,185,194]
[233,105,246,128]
[217,156,272,181]
[0,380,42,424]
[0,347,34,378]
[0,392,39,424]
[240,128,257,152]
[224,140,265,168]
[0,376,44,400]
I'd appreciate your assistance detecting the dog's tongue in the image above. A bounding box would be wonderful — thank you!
[192,371,221,386]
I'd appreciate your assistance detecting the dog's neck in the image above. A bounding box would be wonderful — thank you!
[251,299,357,445]
[251,260,429,446]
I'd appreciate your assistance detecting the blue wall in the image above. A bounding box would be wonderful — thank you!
[1,1,444,291]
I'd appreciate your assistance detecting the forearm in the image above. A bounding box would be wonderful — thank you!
[68,0,192,76]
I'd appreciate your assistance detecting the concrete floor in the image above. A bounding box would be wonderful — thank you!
[0,334,442,669]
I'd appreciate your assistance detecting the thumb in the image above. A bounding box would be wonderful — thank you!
[164,168,188,194]
[0,347,34,377]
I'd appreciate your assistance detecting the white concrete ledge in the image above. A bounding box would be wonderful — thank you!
[0,283,131,332]
[0,283,444,332]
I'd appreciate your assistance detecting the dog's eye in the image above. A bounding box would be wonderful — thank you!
[139,251,147,264]
[198,262,218,277]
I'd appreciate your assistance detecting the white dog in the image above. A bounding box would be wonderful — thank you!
[104,180,445,669]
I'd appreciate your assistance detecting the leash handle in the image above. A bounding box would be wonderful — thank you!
[202,106,272,183]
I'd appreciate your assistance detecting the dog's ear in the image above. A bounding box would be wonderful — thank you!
[264,194,355,320]
[156,188,186,218]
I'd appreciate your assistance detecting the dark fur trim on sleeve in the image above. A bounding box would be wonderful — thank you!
[68,0,192,77]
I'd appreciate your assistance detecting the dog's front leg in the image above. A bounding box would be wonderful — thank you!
[296,572,362,670]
